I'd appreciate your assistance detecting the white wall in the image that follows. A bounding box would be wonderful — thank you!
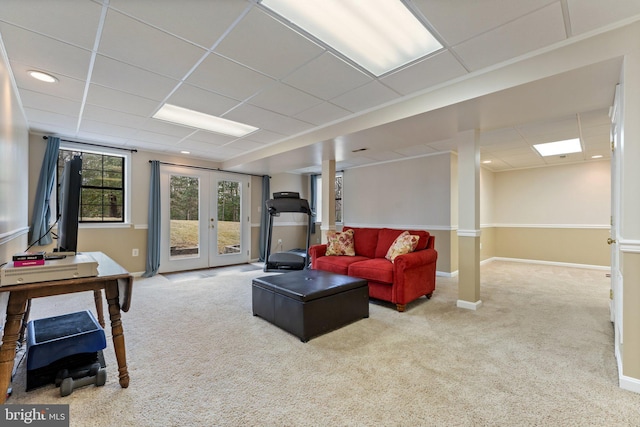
[493,160,610,226]
[0,42,29,321]
[343,152,453,228]
[480,166,495,226]
[0,43,29,263]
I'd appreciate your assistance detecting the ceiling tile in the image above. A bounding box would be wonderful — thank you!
[501,156,547,168]
[178,139,228,152]
[380,51,468,95]
[85,84,160,117]
[568,0,640,35]
[241,129,286,144]
[214,8,324,79]
[132,130,186,147]
[0,23,91,80]
[78,119,139,139]
[139,119,197,139]
[186,53,275,101]
[91,55,178,101]
[330,81,400,113]
[294,102,352,126]
[249,83,322,116]
[75,131,129,147]
[82,105,148,129]
[0,0,103,50]
[224,104,313,136]
[99,9,206,79]
[23,108,78,129]
[517,115,579,137]
[19,90,81,118]
[224,139,265,152]
[186,131,236,146]
[283,52,371,100]
[166,84,240,117]
[109,0,250,48]
[413,0,556,45]
[453,3,567,71]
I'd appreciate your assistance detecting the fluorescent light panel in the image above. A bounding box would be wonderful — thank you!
[533,138,582,157]
[261,0,442,76]
[153,104,258,137]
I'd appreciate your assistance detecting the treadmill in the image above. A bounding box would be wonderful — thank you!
[264,192,313,272]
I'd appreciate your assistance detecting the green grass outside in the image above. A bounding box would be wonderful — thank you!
[170,220,240,254]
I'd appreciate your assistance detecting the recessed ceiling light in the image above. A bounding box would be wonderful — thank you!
[28,70,58,83]
[261,0,442,76]
[482,160,492,164]
[153,104,258,137]
[180,150,190,154]
[591,155,603,159]
[533,138,582,157]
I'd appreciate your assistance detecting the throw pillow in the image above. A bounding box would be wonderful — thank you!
[385,231,419,263]
[325,229,356,256]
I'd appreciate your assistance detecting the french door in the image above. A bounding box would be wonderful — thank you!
[159,165,250,273]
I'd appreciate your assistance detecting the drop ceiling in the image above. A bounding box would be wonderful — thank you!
[1,0,639,175]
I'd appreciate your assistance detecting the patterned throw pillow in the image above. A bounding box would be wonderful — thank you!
[325,229,356,256]
[385,231,419,263]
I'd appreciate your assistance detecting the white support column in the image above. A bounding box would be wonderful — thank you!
[457,130,482,310]
[321,159,336,244]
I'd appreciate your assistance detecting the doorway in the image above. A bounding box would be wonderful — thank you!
[159,165,250,273]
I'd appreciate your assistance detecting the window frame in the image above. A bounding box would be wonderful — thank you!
[54,142,132,228]
[314,172,343,225]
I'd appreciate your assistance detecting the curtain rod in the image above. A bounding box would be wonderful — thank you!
[150,160,270,178]
[43,136,138,153]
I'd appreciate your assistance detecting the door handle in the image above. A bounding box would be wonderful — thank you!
[607,237,616,245]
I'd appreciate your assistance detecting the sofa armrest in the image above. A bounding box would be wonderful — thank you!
[393,248,437,271]
[309,244,327,268]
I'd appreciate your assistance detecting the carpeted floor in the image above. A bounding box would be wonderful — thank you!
[6,261,640,426]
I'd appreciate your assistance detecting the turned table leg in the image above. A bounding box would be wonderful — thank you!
[0,291,28,403]
[104,281,129,388]
[93,289,105,328]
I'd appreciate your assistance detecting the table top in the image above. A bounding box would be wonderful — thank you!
[253,269,367,302]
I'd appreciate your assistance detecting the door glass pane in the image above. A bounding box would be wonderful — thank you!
[170,175,199,258]
[217,180,241,255]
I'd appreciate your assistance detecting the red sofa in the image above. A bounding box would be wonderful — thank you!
[309,227,437,312]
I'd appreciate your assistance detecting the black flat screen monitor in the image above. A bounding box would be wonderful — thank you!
[57,155,82,253]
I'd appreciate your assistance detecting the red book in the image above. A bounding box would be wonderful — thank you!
[12,259,46,267]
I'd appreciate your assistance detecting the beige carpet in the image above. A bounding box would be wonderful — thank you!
[7,261,640,426]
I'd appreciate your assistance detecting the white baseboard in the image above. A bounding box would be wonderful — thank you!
[619,374,640,394]
[457,299,483,310]
[486,257,610,271]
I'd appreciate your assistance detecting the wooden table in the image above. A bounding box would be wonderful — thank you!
[0,252,133,403]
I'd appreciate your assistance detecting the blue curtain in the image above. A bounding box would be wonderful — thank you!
[143,161,161,277]
[258,175,270,261]
[29,136,60,246]
[309,174,317,234]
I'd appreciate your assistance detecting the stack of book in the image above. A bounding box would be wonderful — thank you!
[12,251,46,267]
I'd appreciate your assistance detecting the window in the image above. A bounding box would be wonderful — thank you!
[314,172,343,223]
[57,148,126,223]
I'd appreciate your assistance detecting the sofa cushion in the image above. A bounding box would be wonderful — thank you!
[375,228,430,257]
[315,255,370,276]
[348,258,394,284]
[385,231,419,263]
[344,227,379,258]
[325,229,355,256]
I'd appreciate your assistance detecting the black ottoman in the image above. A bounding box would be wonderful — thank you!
[252,269,369,342]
